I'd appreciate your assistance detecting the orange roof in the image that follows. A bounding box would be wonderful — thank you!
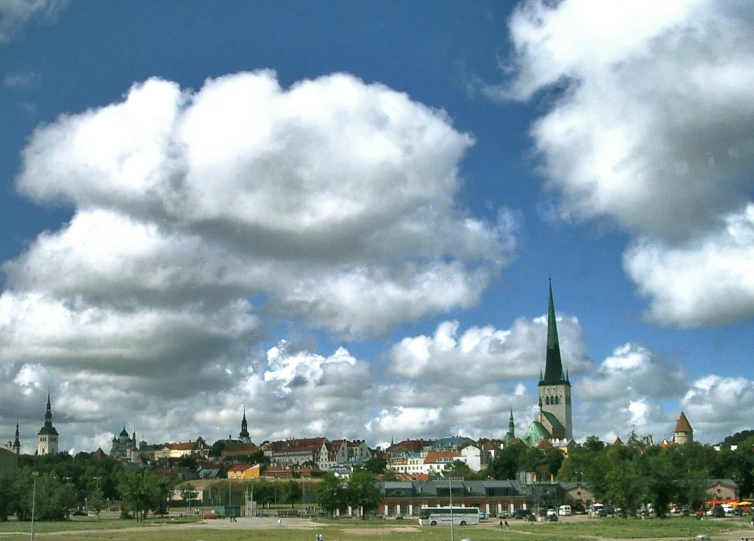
[674,412,693,433]
[536,438,554,449]
[613,437,623,446]
[228,464,255,472]
[424,451,461,463]
[167,441,197,451]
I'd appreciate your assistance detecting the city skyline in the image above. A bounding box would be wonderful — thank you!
[1,0,753,453]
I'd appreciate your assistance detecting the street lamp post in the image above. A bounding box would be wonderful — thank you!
[30,472,39,541]
[92,477,100,518]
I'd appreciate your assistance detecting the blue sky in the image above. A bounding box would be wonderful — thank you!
[1,0,753,454]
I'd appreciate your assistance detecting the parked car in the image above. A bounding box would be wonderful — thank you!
[201,512,219,519]
[513,509,536,521]
[547,513,558,522]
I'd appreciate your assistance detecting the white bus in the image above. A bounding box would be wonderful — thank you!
[559,504,572,516]
[419,506,481,526]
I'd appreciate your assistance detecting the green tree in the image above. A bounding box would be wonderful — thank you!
[362,456,388,475]
[117,469,170,521]
[316,473,347,518]
[487,443,527,480]
[604,460,644,511]
[0,470,19,521]
[14,472,76,521]
[280,480,303,508]
[209,440,227,458]
[443,460,474,479]
[246,478,274,509]
[87,486,105,518]
[180,483,198,509]
[346,471,382,519]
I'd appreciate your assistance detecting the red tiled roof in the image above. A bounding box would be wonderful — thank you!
[228,464,255,472]
[424,451,461,463]
[674,412,693,433]
[167,442,197,451]
[536,439,554,449]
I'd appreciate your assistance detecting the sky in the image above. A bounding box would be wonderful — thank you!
[1,0,753,456]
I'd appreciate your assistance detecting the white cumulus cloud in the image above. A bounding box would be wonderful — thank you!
[495,0,754,327]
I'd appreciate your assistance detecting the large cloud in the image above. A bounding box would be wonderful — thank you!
[1,71,518,451]
[388,315,593,384]
[495,0,754,326]
[11,71,514,339]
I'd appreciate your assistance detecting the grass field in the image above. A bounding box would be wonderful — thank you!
[0,515,751,541]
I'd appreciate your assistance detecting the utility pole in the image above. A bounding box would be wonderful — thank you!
[449,476,454,541]
[30,472,39,541]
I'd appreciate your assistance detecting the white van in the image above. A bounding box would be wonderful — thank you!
[721,504,734,515]
[559,505,572,516]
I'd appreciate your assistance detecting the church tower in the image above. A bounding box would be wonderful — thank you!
[37,389,59,455]
[673,411,693,445]
[4,422,21,454]
[537,280,572,440]
[239,407,250,443]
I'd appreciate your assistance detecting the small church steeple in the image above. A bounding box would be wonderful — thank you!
[508,409,515,438]
[12,422,20,454]
[239,407,250,442]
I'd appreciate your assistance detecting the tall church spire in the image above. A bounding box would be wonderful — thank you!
[44,387,53,427]
[37,388,59,455]
[541,279,567,384]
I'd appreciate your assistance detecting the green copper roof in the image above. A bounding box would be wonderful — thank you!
[540,280,569,386]
[522,421,550,448]
[38,389,59,436]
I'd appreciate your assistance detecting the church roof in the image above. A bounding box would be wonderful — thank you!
[674,411,693,433]
[540,280,569,386]
[119,426,130,438]
[541,411,565,431]
[522,421,551,448]
[37,425,59,436]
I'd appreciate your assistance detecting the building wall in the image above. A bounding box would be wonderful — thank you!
[37,434,58,456]
[0,448,19,470]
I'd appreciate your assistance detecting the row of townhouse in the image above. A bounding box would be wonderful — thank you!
[260,437,372,471]
[387,439,496,476]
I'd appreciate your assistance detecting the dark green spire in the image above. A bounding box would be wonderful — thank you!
[44,388,53,427]
[541,279,567,385]
[13,422,20,452]
[508,409,515,437]
[38,388,58,436]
